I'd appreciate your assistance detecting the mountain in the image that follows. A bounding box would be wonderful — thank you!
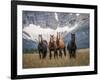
[22,11,90,51]
[64,22,89,49]
[23,38,38,53]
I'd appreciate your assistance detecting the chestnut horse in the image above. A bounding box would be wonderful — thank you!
[56,32,66,58]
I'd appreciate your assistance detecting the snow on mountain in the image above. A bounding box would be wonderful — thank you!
[22,11,89,51]
[22,23,78,42]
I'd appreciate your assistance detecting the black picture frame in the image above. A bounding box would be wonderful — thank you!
[11,0,98,79]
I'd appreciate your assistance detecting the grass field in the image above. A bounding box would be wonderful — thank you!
[23,48,89,68]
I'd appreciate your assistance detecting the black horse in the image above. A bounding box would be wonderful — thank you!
[67,33,77,58]
[38,35,48,59]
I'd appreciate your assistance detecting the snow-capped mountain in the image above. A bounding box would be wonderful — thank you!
[22,11,89,51]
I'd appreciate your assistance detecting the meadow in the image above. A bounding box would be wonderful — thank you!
[23,48,89,68]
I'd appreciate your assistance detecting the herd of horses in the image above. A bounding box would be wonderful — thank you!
[38,32,77,59]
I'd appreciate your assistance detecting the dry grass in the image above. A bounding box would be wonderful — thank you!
[23,48,89,68]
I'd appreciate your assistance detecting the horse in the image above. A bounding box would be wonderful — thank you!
[38,34,48,59]
[56,32,66,58]
[48,35,57,59]
[67,33,77,58]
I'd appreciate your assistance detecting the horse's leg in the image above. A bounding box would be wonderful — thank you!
[71,50,73,58]
[58,48,59,56]
[44,49,47,59]
[70,50,72,58]
[59,50,60,57]
[59,49,62,58]
[42,51,45,59]
[41,50,43,59]
[44,51,47,59]
[63,47,66,56]
[56,49,58,59]
[72,50,75,58]
[74,49,76,58]
[54,50,56,59]
[69,51,71,58]
[42,45,47,59]
[54,50,55,59]
[49,50,52,59]
[39,50,41,59]
[54,49,57,59]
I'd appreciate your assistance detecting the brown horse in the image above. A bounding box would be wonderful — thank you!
[56,32,66,58]
[48,35,57,59]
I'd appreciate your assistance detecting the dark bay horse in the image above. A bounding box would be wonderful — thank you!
[67,33,77,58]
[48,35,57,59]
[38,34,48,59]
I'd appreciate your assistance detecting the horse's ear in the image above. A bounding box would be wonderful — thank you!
[39,34,41,37]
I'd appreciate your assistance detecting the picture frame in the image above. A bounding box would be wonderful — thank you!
[11,0,97,79]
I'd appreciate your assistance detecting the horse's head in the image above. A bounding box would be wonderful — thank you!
[71,33,75,41]
[49,34,57,48]
[38,34,43,43]
[50,35,55,43]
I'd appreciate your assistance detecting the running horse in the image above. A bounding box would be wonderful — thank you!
[38,34,48,59]
[56,32,66,58]
[48,35,57,59]
[67,33,77,58]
